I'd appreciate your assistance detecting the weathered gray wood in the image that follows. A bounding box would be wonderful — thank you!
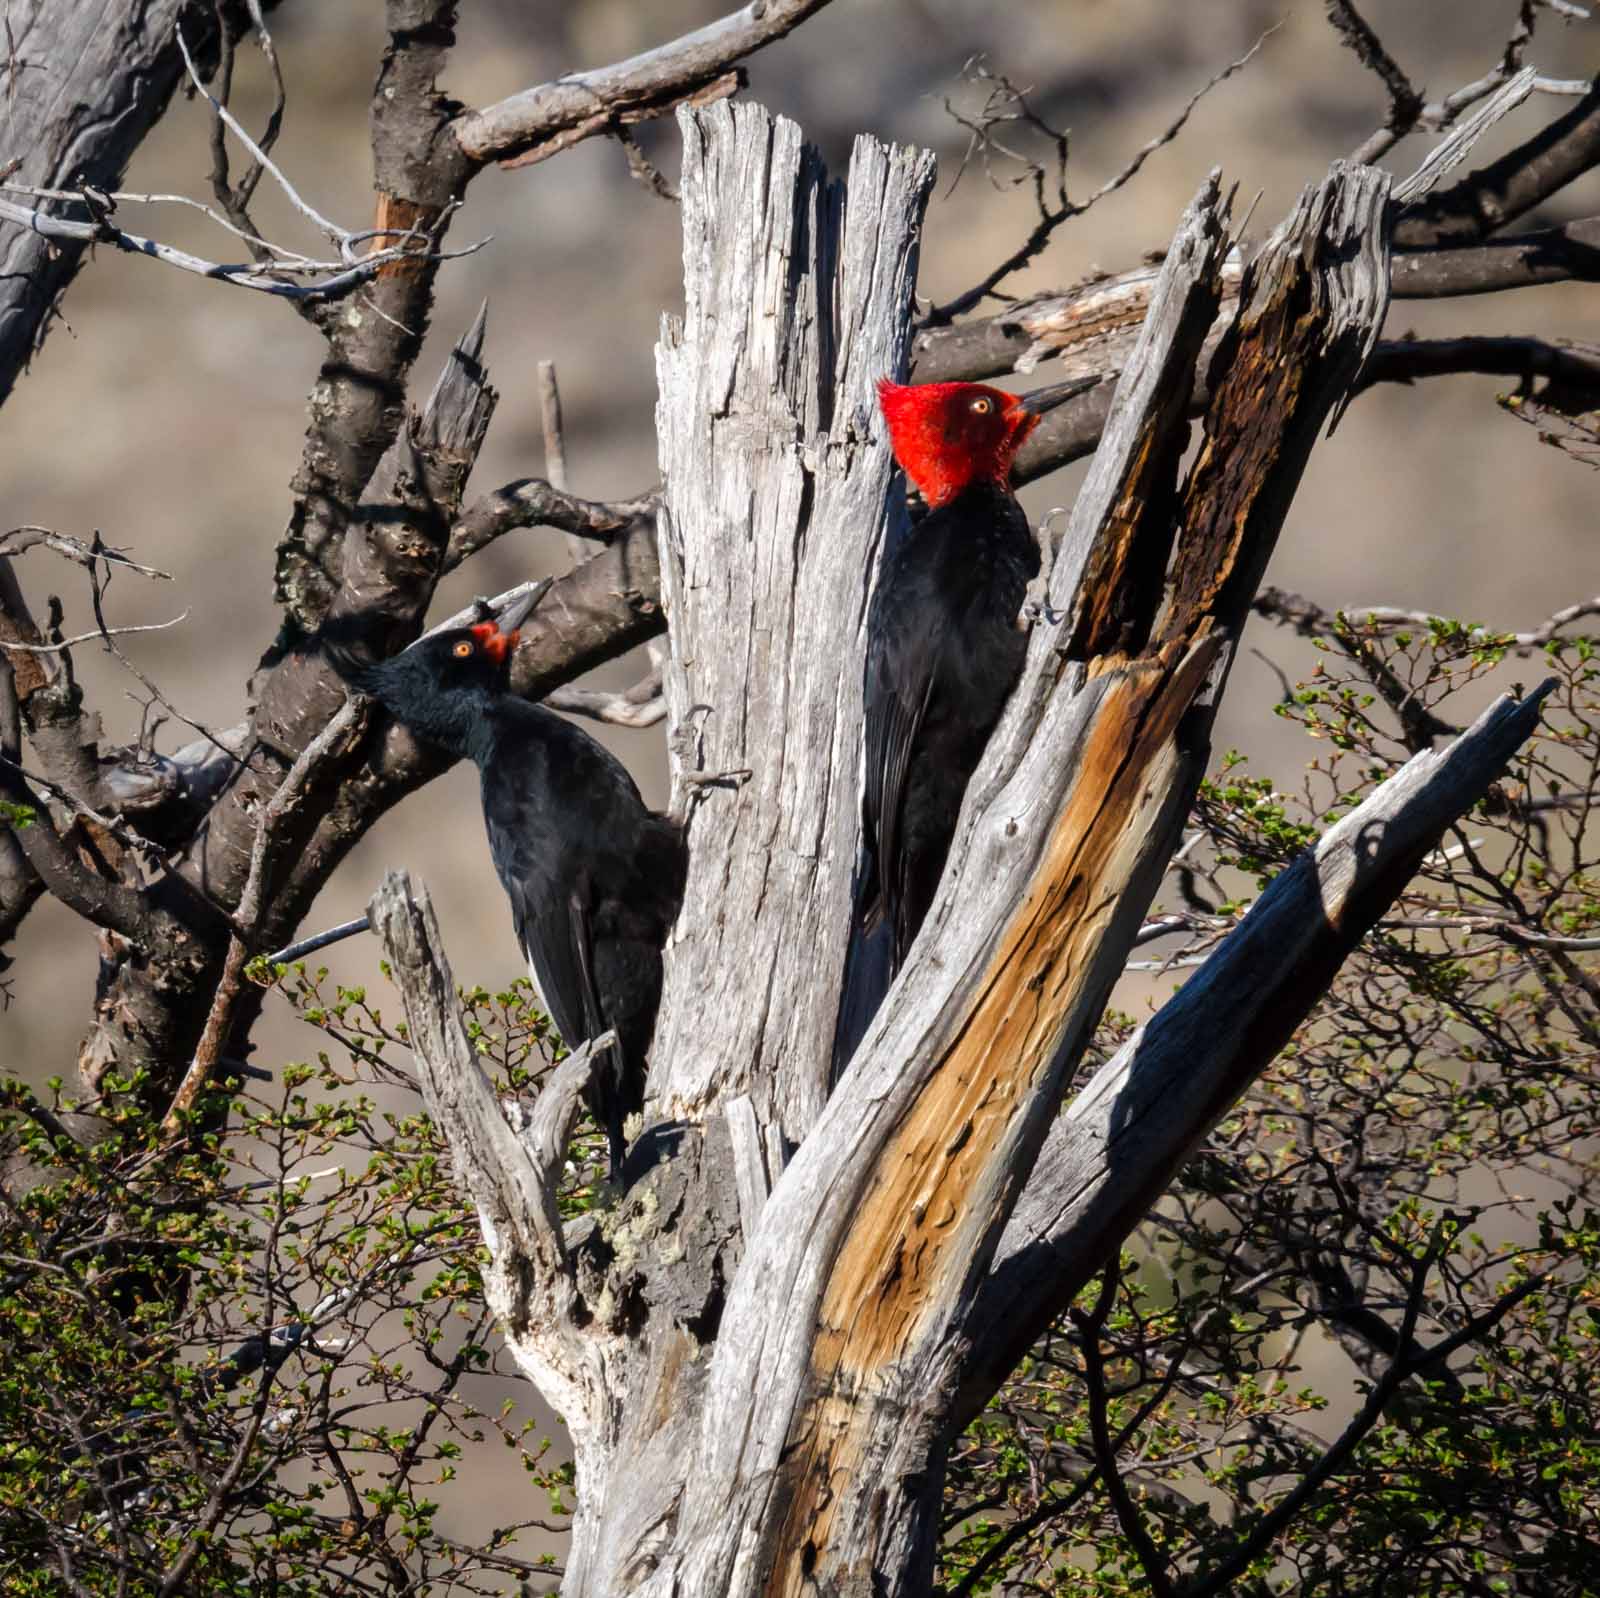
[368,872,604,1433]
[0,2,256,406]
[457,103,938,1598]
[453,0,836,167]
[358,103,1548,1598]
[655,163,1394,1598]
[959,681,1553,1422]
[653,100,937,1144]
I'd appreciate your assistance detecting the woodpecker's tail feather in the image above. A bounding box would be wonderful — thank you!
[829,848,897,1087]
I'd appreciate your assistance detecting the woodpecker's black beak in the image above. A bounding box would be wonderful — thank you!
[1017,375,1101,415]
[491,577,554,636]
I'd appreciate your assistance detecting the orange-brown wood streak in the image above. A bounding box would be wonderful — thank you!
[766,634,1221,1592]
[1163,272,1315,647]
[370,193,432,277]
[1064,421,1160,659]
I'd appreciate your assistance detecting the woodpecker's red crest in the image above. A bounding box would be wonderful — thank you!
[876,379,1038,509]
[467,620,520,666]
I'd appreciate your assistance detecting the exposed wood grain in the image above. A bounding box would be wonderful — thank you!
[654,162,1394,1598]
[452,102,937,1598]
[369,871,608,1432]
[353,103,1549,1598]
[647,173,1228,1598]
[961,683,1553,1422]
[653,100,937,1144]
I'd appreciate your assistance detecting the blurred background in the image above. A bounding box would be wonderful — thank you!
[1,0,1596,1563]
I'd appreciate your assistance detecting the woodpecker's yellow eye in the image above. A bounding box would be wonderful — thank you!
[453,640,474,657]
[971,396,992,414]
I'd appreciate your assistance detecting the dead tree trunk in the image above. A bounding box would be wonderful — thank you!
[374,100,1549,1597]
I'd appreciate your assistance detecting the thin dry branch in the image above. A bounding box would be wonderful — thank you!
[537,360,595,570]
[925,32,1272,325]
[1330,2,1549,167]
[446,481,654,571]
[1397,78,1600,246]
[0,188,480,302]
[451,0,835,169]
[1076,1265,1178,1598]
[175,21,346,247]
[0,526,171,580]
[546,647,667,728]
[1253,587,1600,651]
[0,613,189,653]
[162,696,367,1136]
[0,0,266,404]
[204,0,287,255]
[1325,0,1425,161]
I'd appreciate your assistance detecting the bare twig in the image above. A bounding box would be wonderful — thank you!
[1325,0,1424,162]
[445,480,654,571]
[1397,79,1600,247]
[175,22,345,247]
[1253,587,1600,653]
[1075,1264,1177,1598]
[67,533,248,777]
[1330,1,1546,169]
[0,190,483,302]
[538,360,594,570]
[1390,69,1538,207]
[538,361,569,495]
[0,21,484,306]
[546,645,667,727]
[0,612,189,653]
[0,526,170,580]
[1380,915,1600,951]
[452,1,832,168]
[925,31,1273,325]
[616,126,681,200]
[204,0,286,251]
[162,698,366,1136]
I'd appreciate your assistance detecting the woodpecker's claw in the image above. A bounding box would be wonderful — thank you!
[681,766,752,790]
[1018,584,1066,630]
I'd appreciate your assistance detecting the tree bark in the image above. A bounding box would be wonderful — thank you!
[0,0,265,406]
[365,101,1549,1598]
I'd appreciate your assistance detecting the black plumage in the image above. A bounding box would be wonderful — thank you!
[832,376,1095,1077]
[334,606,684,1176]
[859,479,1038,967]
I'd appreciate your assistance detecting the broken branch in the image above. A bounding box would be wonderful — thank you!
[963,682,1554,1421]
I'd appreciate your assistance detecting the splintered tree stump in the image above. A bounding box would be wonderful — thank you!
[368,103,1551,1598]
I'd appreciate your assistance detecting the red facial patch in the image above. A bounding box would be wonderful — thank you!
[469,620,520,665]
[876,378,1037,508]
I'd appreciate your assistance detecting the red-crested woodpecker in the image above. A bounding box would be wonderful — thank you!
[328,590,685,1178]
[851,376,1092,1008]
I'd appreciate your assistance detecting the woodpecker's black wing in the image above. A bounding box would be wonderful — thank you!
[861,607,938,969]
[859,485,1039,974]
[478,700,684,1173]
[503,874,603,1062]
